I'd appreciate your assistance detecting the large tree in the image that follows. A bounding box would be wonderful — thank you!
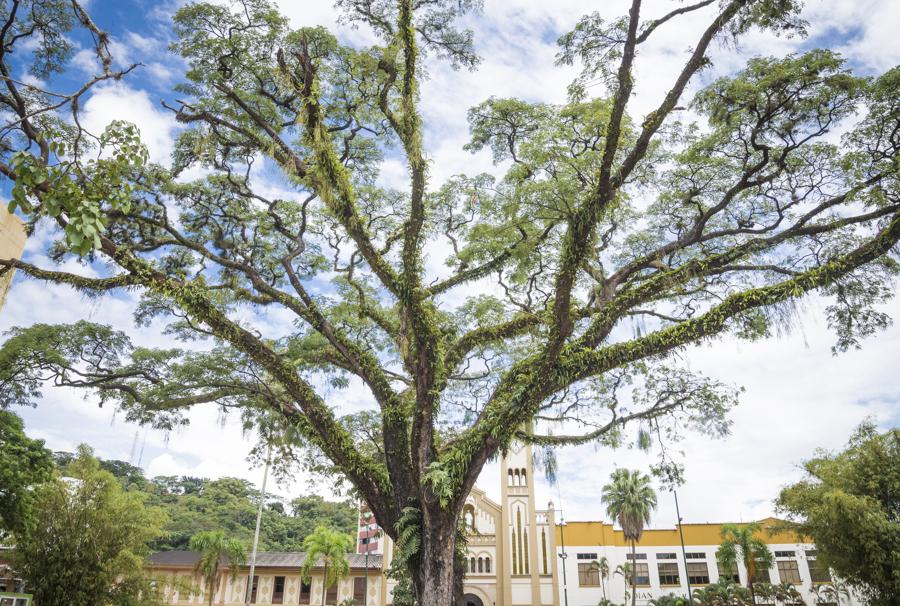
[777,423,900,606]
[0,410,53,536]
[13,445,167,606]
[1,0,899,602]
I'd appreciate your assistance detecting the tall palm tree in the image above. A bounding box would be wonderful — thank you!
[592,555,610,602]
[189,530,247,606]
[601,469,658,606]
[716,522,774,606]
[300,525,354,606]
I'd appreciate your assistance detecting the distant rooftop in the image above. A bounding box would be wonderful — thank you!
[147,550,382,570]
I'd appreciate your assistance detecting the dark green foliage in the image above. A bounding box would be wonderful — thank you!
[776,423,900,606]
[52,451,357,552]
[0,411,53,535]
[13,446,167,606]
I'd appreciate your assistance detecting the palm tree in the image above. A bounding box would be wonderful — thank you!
[592,555,610,602]
[300,525,354,606]
[811,582,850,606]
[692,579,752,606]
[649,594,688,606]
[716,522,774,605]
[189,530,247,606]
[772,581,805,605]
[601,469,658,606]
[614,562,633,605]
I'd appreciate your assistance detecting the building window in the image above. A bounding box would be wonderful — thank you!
[250,575,258,603]
[751,561,771,583]
[658,562,680,586]
[685,552,706,559]
[326,583,338,603]
[523,528,530,574]
[626,553,648,560]
[478,557,484,573]
[806,552,831,583]
[632,563,651,586]
[485,557,491,574]
[577,553,599,560]
[299,580,311,605]
[511,528,518,575]
[718,562,740,584]
[470,556,477,574]
[272,576,285,604]
[657,552,677,560]
[541,529,548,574]
[774,551,796,558]
[578,563,601,586]
[687,562,710,585]
[777,560,802,584]
[353,577,366,602]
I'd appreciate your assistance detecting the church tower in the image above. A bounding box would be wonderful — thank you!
[499,439,558,606]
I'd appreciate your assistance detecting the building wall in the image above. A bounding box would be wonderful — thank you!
[555,529,863,606]
[0,209,26,310]
[149,566,385,606]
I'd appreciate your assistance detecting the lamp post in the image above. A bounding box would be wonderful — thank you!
[558,515,569,606]
[245,442,272,606]
[673,490,693,605]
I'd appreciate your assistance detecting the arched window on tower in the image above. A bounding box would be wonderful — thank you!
[470,556,476,574]
[513,469,520,486]
[507,469,514,486]
[478,557,483,573]
[521,468,527,486]
[485,557,492,574]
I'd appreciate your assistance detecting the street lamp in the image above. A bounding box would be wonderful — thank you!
[673,490,693,605]
[558,515,569,606]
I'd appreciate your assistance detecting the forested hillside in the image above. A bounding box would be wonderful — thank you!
[53,452,357,551]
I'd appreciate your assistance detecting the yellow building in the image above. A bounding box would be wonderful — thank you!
[146,551,383,605]
[0,209,27,310]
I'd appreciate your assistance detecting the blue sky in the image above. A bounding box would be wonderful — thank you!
[2,0,900,527]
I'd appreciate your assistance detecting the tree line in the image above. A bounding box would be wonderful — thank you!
[0,409,357,605]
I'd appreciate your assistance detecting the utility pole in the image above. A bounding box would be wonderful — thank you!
[673,490,693,605]
[245,442,272,606]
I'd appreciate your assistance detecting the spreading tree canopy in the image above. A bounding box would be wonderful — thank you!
[777,423,900,606]
[1,0,899,602]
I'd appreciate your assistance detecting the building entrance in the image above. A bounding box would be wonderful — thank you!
[463,593,484,606]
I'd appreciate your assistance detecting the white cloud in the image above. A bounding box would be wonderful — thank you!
[80,82,179,164]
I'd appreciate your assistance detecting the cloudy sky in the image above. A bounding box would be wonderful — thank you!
[2,0,900,529]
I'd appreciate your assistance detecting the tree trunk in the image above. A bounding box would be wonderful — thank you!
[411,509,459,606]
[322,563,328,606]
[630,540,637,606]
[208,565,217,606]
